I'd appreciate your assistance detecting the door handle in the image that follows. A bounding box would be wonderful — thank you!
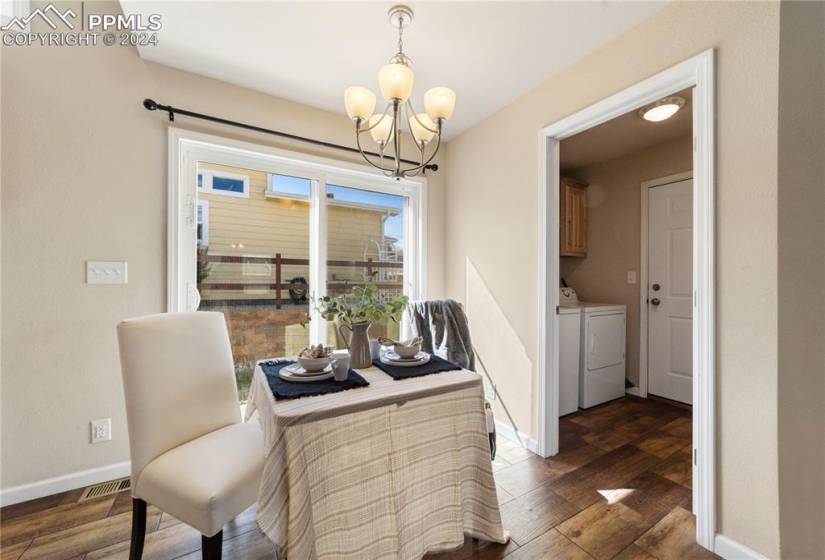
[650,298,661,306]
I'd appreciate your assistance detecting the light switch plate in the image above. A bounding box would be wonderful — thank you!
[86,261,127,284]
[627,271,637,284]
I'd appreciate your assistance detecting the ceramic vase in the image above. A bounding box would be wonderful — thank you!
[338,321,372,369]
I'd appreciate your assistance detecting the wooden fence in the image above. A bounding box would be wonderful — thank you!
[198,252,403,307]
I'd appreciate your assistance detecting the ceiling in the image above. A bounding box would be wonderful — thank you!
[560,87,693,171]
[121,1,668,140]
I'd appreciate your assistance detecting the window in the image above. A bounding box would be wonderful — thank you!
[172,133,426,403]
[194,161,311,402]
[267,173,311,200]
[213,175,246,194]
[196,200,209,245]
[198,170,250,198]
[325,184,407,342]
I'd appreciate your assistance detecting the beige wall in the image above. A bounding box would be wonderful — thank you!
[776,2,825,558]
[0,2,445,491]
[560,135,692,387]
[444,2,782,556]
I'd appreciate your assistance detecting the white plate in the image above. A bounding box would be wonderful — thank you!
[384,351,429,362]
[283,363,333,376]
[279,365,334,382]
[380,353,431,367]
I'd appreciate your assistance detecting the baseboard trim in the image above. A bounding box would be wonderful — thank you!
[626,386,642,397]
[0,461,131,507]
[714,534,769,560]
[494,419,539,455]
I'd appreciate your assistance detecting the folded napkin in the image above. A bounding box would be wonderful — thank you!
[260,360,369,401]
[371,355,461,380]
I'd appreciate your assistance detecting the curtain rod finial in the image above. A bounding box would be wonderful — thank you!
[143,99,158,111]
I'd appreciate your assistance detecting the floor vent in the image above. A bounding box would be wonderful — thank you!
[79,477,131,502]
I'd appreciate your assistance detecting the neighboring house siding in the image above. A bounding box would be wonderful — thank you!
[198,162,392,301]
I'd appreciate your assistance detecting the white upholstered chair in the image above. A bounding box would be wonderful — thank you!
[117,312,264,560]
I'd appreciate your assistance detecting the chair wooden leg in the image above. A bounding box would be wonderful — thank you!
[129,498,147,560]
[202,530,223,560]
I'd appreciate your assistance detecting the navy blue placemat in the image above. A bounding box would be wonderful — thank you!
[260,360,369,401]
[371,354,462,380]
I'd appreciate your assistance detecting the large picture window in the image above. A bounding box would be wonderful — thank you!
[170,131,426,401]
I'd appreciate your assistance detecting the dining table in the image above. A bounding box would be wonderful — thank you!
[244,358,508,560]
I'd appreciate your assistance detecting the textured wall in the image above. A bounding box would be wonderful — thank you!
[776,1,825,557]
[0,1,446,491]
[444,3,782,556]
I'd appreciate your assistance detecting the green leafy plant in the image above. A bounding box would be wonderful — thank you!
[234,361,254,403]
[308,282,409,326]
[197,245,211,284]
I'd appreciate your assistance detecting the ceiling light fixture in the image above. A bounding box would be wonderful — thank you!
[638,96,685,122]
[344,5,455,179]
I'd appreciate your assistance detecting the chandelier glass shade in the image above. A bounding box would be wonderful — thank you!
[344,5,455,179]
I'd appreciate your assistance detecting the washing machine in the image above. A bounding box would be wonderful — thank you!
[578,302,626,408]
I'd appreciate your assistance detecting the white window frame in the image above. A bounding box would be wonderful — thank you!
[196,199,209,245]
[198,169,250,198]
[168,128,428,346]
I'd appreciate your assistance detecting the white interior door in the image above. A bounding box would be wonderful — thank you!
[647,179,693,404]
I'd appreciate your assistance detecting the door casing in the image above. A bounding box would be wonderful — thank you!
[537,50,715,551]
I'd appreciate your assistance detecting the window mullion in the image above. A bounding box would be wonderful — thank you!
[309,177,328,345]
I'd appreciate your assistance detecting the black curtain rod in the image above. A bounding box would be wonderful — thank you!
[142,98,438,173]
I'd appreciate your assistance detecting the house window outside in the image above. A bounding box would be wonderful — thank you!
[267,173,311,200]
[213,175,246,194]
[198,169,250,198]
[196,200,209,246]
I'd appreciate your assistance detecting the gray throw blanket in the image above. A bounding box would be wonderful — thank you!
[405,299,475,372]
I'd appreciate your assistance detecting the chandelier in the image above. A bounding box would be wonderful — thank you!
[344,5,455,179]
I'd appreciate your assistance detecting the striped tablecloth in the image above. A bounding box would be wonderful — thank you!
[244,362,507,560]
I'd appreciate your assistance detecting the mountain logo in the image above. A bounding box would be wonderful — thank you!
[1,3,77,31]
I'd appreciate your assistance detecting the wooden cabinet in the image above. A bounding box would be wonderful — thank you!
[560,177,588,257]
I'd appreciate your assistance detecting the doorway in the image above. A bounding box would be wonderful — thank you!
[536,50,716,550]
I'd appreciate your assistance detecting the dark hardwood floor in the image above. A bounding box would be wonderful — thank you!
[0,397,717,560]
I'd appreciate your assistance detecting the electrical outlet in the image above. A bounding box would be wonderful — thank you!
[91,418,112,444]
